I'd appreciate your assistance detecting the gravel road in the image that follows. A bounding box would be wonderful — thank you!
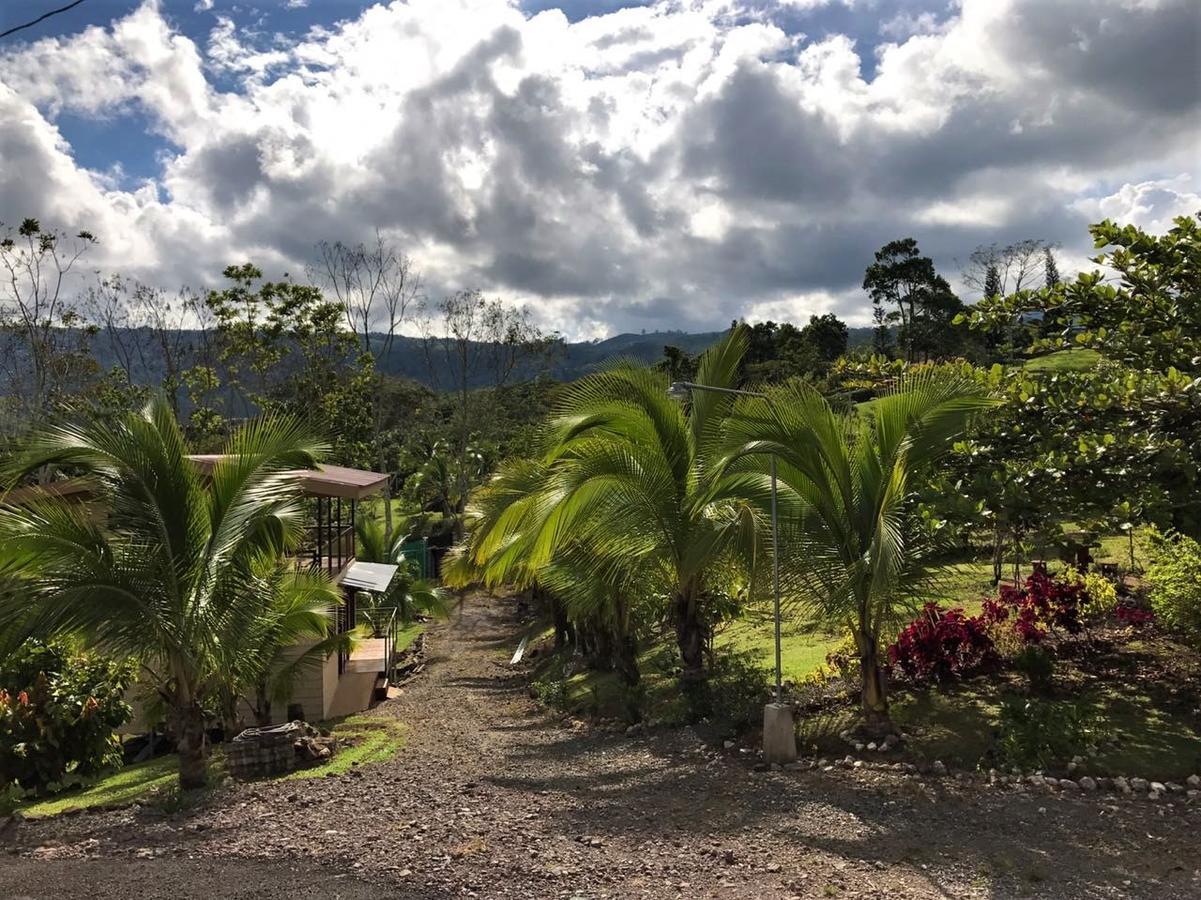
[3,593,1197,899]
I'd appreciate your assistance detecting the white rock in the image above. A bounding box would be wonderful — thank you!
[1078,776,1098,792]
[1112,776,1132,794]
[1130,777,1149,792]
[931,760,947,776]
[1185,774,1200,789]
[1150,781,1166,793]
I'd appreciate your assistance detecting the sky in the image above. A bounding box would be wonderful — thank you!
[0,0,1198,340]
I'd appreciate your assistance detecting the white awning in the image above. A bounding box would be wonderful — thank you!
[340,561,399,593]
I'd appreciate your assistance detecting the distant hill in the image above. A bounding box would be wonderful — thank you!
[82,325,877,391]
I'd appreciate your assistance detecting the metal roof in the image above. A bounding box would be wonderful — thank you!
[339,561,399,593]
[187,456,389,500]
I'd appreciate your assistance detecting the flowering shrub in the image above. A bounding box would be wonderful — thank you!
[888,603,998,684]
[0,641,134,793]
[979,573,1094,644]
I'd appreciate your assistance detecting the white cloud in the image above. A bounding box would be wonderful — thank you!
[0,0,1197,339]
[1074,176,1201,234]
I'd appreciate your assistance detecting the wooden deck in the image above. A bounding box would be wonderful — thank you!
[345,638,388,674]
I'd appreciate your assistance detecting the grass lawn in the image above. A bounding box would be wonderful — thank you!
[282,715,406,780]
[395,621,425,654]
[14,714,408,818]
[15,754,181,818]
[1022,348,1102,372]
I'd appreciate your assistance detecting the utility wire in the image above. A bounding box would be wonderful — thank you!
[1,0,88,40]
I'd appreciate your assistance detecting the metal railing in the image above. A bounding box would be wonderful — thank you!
[357,603,400,680]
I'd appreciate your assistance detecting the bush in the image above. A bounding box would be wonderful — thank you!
[888,603,998,684]
[1013,645,1055,693]
[1076,571,1118,622]
[1145,530,1201,645]
[980,573,1094,644]
[706,650,770,732]
[0,640,134,793]
[996,696,1098,770]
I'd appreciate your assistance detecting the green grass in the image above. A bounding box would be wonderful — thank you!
[1022,348,1101,372]
[282,715,406,779]
[395,621,425,654]
[716,618,842,682]
[15,754,180,818]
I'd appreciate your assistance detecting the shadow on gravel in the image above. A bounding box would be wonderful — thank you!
[482,724,1186,899]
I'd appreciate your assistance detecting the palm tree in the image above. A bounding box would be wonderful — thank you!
[215,562,350,729]
[452,328,766,703]
[725,374,993,734]
[0,397,328,788]
[353,514,450,623]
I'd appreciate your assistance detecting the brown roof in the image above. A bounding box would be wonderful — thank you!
[3,478,96,507]
[187,456,389,500]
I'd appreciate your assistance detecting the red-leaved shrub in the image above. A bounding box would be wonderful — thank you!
[979,573,1092,644]
[888,603,999,684]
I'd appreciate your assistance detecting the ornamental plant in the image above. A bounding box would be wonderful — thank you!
[0,640,134,793]
[888,603,998,684]
[980,573,1093,644]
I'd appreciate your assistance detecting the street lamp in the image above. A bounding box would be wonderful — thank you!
[668,381,797,764]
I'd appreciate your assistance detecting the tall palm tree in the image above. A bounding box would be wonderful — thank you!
[0,397,328,788]
[725,374,993,734]
[453,328,767,701]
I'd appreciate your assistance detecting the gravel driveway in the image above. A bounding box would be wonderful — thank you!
[3,593,1198,899]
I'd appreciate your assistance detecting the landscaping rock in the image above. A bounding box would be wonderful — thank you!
[1186,774,1200,789]
[1130,777,1149,793]
[1113,776,1131,794]
[931,760,947,776]
[1078,777,1098,792]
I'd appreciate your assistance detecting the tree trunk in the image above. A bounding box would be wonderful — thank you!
[549,592,572,651]
[175,702,209,789]
[857,632,891,736]
[673,589,705,684]
[992,527,1004,585]
[613,631,640,687]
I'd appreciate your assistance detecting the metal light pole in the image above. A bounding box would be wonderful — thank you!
[668,380,796,761]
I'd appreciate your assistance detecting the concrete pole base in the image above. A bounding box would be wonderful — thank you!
[762,702,797,764]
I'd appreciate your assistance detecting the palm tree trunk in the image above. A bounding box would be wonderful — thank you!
[175,702,209,789]
[857,631,891,735]
[614,631,640,687]
[672,588,705,684]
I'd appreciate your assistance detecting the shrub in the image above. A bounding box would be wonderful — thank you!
[822,629,862,682]
[996,696,1098,770]
[1115,604,1155,627]
[1076,571,1118,622]
[1145,530,1201,645]
[888,603,998,684]
[1012,645,1055,693]
[706,650,770,732]
[980,573,1094,644]
[0,640,134,793]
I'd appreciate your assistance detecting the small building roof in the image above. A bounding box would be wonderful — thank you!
[339,561,399,593]
[187,456,389,500]
[3,478,96,507]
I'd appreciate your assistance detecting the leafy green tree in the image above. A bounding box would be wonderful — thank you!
[962,214,1200,373]
[863,238,964,363]
[0,398,330,788]
[725,374,993,732]
[205,264,373,462]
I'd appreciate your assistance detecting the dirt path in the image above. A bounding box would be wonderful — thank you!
[3,594,1198,899]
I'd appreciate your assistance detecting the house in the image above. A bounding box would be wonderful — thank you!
[5,458,404,729]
